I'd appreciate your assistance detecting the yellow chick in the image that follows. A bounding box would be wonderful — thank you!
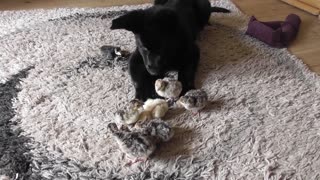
[143,99,169,119]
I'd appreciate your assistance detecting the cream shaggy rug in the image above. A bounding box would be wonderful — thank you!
[1,0,320,179]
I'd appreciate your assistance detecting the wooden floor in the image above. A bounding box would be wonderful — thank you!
[232,0,320,74]
[1,0,319,74]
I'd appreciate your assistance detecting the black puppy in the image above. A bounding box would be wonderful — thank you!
[111,0,229,101]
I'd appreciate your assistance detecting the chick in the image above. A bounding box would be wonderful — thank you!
[140,119,174,143]
[100,45,120,60]
[114,99,144,125]
[100,45,130,59]
[107,123,156,166]
[133,99,169,129]
[178,89,208,116]
[143,99,169,119]
[155,78,182,102]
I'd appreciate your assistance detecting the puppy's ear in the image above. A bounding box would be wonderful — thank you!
[110,10,145,33]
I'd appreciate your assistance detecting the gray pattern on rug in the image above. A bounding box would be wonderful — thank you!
[0,68,33,180]
[1,1,320,179]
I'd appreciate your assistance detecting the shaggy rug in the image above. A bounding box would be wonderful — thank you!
[1,0,320,179]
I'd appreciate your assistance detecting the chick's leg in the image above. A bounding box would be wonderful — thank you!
[192,111,201,119]
[125,158,148,167]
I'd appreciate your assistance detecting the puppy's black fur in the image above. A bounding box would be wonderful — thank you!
[111,0,229,101]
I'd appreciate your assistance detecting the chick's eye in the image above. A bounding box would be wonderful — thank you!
[188,98,195,104]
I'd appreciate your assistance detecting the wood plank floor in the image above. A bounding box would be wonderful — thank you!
[232,0,320,74]
[0,0,151,10]
[1,0,319,74]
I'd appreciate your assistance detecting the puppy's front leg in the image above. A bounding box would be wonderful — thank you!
[178,45,200,95]
[129,49,159,101]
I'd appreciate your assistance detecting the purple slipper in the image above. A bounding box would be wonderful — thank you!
[245,14,301,48]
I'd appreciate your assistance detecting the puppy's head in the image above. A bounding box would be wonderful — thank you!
[111,7,179,76]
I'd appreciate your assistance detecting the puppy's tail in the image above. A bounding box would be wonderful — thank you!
[211,7,230,13]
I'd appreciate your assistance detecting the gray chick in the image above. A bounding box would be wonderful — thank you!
[178,89,208,116]
[107,123,156,166]
[155,78,182,101]
[114,99,144,126]
[139,119,174,143]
